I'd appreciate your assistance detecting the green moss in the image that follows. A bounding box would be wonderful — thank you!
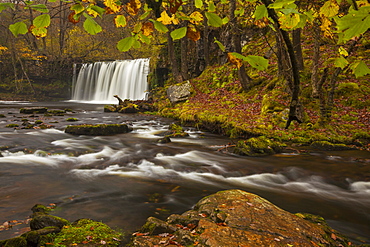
[66,117,79,122]
[35,120,43,124]
[336,82,360,96]
[310,141,353,151]
[0,114,6,118]
[6,124,19,128]
[234,136,285,156]
[47,219,123,246]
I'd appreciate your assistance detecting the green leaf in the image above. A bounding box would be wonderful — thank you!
[208,1,216,12]
[254,4,267,20]
[48,0,57,2]
[89,5,105,16]
[83,14,102,35]
[140,10,151,20]
[268,0,295,9]
[279,13,300,30]
[150,19,169,33]
[0,3,15,13]
[231,53,269,70]
[33,14,51,28]
[214,38,225,52]
[9,22,28,37]
[335,6,370,43]
[117,36,136,52]
[30,4,49,13]
[351,61,370,78]
[222,17,229,24]
[205,12,223,27]
[170,27,187,40]
[71,3,85,14]
[334,56,349,69]
[195,0,203,9]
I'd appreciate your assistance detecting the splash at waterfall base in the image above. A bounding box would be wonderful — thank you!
[0,190,354,247]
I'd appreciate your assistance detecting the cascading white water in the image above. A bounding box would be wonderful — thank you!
[71,58,150,103]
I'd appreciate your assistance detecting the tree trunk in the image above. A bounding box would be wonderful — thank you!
[167,31,183,83]
[317,68,329,122]
[229,0,251,91]
[181,37,189,80]
[311,24,320,98]
[261,0,302,129]
[293,28,304,71]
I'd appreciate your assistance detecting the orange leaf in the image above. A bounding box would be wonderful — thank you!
[141,22,154,36]
[187,26,200,41]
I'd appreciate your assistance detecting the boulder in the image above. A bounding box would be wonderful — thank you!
[65,124,132,136]
[234,136,285,156]
[167,81,192,103]
[19,107,48,114]
[129,189,351,247]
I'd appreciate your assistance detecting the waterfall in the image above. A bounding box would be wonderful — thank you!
[71,58,150,103]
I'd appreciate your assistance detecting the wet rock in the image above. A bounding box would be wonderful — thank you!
[65,124,132,136]
[129,189,352,247]
[310,141,356,151]
[157,136,171,143]
[19,107,48,114]
[234,136,285,156]
[159,123,189,138]
[167,81,192,103]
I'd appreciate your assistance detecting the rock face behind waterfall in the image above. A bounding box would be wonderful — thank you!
[129,189,351,247]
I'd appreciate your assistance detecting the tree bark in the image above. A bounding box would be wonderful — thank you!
[167,31,183,83]
[293,28,304,71]
[311,24,320,98]
[229,0,251,91]
[181,36,189,80]
[261,0,302,129]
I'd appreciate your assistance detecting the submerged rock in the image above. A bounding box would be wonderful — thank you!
[129,189,352,247]
[311,141,356,151]
[65,124,132,136]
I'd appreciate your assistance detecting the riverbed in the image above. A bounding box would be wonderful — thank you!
[0,101,369,244]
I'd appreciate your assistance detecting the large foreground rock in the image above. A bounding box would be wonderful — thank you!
[129,189,351,247]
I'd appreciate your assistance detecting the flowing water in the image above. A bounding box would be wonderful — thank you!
[71,59,150,103]
[0,101,369,244]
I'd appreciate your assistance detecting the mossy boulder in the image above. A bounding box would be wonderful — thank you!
[160,123,189,138]
[19,107,48,114]
[310,141,356,151]
[167,81,193,103]
[234,136,285,156]
[129,189,352,247]
[65,124,132,136]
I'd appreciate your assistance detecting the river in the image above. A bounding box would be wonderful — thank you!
[0,101,369,244]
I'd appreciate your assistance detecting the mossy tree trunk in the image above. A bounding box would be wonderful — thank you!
[167,29,183,83]
[261,0,303,129]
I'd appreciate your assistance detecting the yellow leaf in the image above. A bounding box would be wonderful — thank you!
[157,11,178,25]
[127,0,141,15]
[157,11,172,25]
[104,0,121,13]
[320,0,339,18]
[87,5,99,17]
[189,11,204,24]
[142,22,154,36]
[279,13,300,29]
[227,52,243,68]
[320,17,333,38]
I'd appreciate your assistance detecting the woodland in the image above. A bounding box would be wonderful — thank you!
[0,0,369,147]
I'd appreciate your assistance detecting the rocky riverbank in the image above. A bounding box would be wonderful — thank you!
[0,190,360,247]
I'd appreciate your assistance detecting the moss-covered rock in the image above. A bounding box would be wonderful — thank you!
[234,136,285,156]
[65,124,132,136]
[129,189,353,247]
[19,107,48,114]
[310,141,355,151]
